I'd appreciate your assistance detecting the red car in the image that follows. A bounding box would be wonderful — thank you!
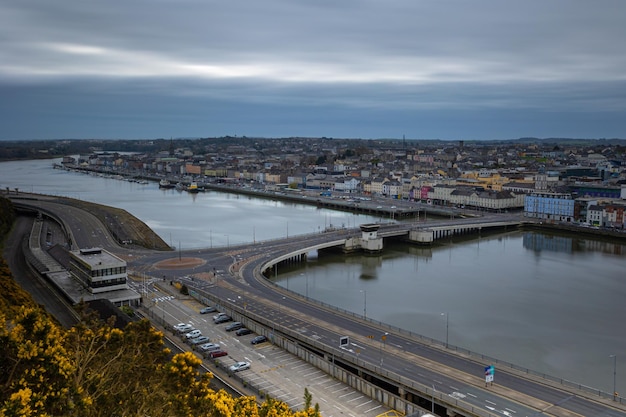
[209,350,228,358]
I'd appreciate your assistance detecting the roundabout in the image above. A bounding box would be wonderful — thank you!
[153,257,206,269]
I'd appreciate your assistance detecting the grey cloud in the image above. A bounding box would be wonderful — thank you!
[1,0,626,139]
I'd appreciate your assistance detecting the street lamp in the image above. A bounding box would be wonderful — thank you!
[432,384,436,413]
[441,312,449,348]
[379,332,388,366]
[610,354,618,400]
[360,289,367,319]
[273,297,286,341]
[277,296,286,319]
[301,273,308,298]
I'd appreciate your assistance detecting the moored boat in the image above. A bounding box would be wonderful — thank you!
[187,182,200,193]
[159,179,175,189]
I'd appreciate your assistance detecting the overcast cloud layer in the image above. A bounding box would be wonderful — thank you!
[2,0,626,140]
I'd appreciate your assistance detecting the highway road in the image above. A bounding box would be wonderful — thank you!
[133,277,392,417]
[2,216,79,328]
[11,196,626,417]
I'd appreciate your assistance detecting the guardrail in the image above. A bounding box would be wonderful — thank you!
[177,269,625,417]
[183,280,503,417]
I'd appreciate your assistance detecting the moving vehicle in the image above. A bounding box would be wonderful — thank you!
[229,361,250,372]
[250,335,267,345]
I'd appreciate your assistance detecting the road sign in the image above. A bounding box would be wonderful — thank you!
[339,336,349,347]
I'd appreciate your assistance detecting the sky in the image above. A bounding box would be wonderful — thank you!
[1,1,626,141]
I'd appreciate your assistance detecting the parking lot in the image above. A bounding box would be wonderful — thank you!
[147,284,391,417]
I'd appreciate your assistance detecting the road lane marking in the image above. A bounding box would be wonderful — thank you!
[346,395,364,403]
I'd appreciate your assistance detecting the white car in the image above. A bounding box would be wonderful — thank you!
[174,323,193,333]
[229,361,250,372]
[184,330,202,340]
[212,312,227,321]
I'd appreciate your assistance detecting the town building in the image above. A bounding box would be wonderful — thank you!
[68,247,140,306]
[524,192,575,222]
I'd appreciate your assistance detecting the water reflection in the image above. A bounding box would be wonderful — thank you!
[523,231,626,255]
[272,231,626,392]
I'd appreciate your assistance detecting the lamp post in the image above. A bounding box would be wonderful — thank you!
[610,354,618,400]
[432,384,436,413]
[379,332,388,366]
[273,297,286,342]
[441,312,449,348]
[279,296,286,315]
[360,289,367,319]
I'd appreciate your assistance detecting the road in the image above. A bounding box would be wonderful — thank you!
[11,196,626,417]
[2,215,79,328]
[134,275,391,417]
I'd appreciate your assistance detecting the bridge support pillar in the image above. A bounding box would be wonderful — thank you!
[359,224,383,253]
[408,230,433,244]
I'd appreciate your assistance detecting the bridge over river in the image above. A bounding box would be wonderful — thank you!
[11,196,626,417]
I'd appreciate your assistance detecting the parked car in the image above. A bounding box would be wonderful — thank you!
[214,315,232,324]
[190,336,210,346]
[225,322,243,332]
[184,330,202,340]
[235,328,253,336]
[212,312,227,321]
[250,335,267,345]
[200,306,216,314]
[198,343,220,353]
[229,361,250,372]
[209,350,228,358]
[174,323,193,333]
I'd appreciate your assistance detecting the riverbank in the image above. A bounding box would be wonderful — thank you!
[56,162,464,220]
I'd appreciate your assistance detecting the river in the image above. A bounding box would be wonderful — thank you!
[1,158,624,394]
